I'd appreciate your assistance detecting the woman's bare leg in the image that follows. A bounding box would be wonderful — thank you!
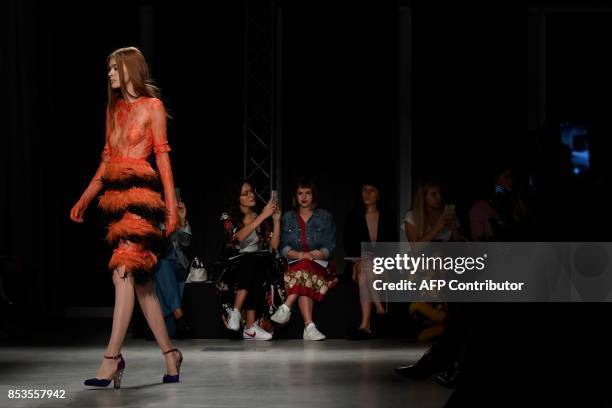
[284,293,298,308]
[245,309,256,328]
[356,269,387,332]
[135,280,179,375]
[373,301,386,314]
[357,271,372,331]
[233,289,247,311]
[298,296,314,326]
[358,301,372,332]
[95,266,134,379]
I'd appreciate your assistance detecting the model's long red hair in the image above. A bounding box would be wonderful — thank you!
[107,47,160,127]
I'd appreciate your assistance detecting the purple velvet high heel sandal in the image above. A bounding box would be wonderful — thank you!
[84,354,126,389]
[162,348,183,383]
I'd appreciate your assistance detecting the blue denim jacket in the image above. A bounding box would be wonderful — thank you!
[280,209,336,259]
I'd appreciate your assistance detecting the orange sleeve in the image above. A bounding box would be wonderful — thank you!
[150,99,171,155]
[150,99,178,218]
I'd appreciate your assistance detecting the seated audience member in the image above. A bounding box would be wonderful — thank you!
[397,179,469,389]
[402,179,464,243]
[343,179,396,339]
[152,195,192,338]
[223,180,280,341]
[271,179,337,341]
[469,164,527,241]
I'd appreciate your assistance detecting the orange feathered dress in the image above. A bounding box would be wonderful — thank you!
[97,97,177,282]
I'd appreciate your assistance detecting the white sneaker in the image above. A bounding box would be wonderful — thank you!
[270,304,291,324]
[303,323,326,341]
[243,323,273,341]
[227,308,241,331]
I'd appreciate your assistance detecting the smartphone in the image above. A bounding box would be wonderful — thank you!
[271,190,278,202]
[445,203,455,214]
[175,187,181,203]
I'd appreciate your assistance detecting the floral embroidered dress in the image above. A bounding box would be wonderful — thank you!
[96,97,177,282]
[284,213,337,301]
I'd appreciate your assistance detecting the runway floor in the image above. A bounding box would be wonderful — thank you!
[0,338,452,408]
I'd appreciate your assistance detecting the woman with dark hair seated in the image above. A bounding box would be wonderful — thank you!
[343,179,397,339]
[222,180,280,340]
[271,179,337,341]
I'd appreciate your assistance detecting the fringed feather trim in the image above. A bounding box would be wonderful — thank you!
[109,246,158,283]
[102,159,161,191]
[99,188,165,218]
[105,212,166,252]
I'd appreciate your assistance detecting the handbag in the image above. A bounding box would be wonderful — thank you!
[186,257,208,282]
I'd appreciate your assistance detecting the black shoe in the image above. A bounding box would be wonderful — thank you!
[395,363,435,380]
[395,345,448,379]
[347,328,372,340]
[435,362,461,389]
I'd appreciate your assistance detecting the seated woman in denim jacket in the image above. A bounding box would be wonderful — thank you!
[271,179,337,341]
[223,180,280,340]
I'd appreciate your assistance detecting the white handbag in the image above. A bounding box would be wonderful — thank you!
[186,257,208,282]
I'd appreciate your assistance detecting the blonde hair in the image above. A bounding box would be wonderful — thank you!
[411,180,442,239]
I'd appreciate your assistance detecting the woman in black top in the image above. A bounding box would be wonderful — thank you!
[343,180,396,339]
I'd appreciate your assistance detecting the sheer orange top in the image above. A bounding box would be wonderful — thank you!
[101,97,171,161]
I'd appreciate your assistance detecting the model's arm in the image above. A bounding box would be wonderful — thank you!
[151,99,178,236]
[70,109,110,222]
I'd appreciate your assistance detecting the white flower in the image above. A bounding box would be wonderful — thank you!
[220,212,230,221]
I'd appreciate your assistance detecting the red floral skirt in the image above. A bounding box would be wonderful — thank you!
[284,260,337,301]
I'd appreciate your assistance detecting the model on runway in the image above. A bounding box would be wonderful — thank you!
[69,47,183,388]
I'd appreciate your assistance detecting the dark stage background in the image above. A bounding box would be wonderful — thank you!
[4,4,612,383]
[5,1,612,402]
[3,1,530,315]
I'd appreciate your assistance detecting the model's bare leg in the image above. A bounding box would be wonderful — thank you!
[95,266,134,379]
[135,280,180,375]
[298,296,314,326]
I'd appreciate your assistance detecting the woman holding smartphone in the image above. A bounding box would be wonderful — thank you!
[222,180,280,340]
[402,179,463,243]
